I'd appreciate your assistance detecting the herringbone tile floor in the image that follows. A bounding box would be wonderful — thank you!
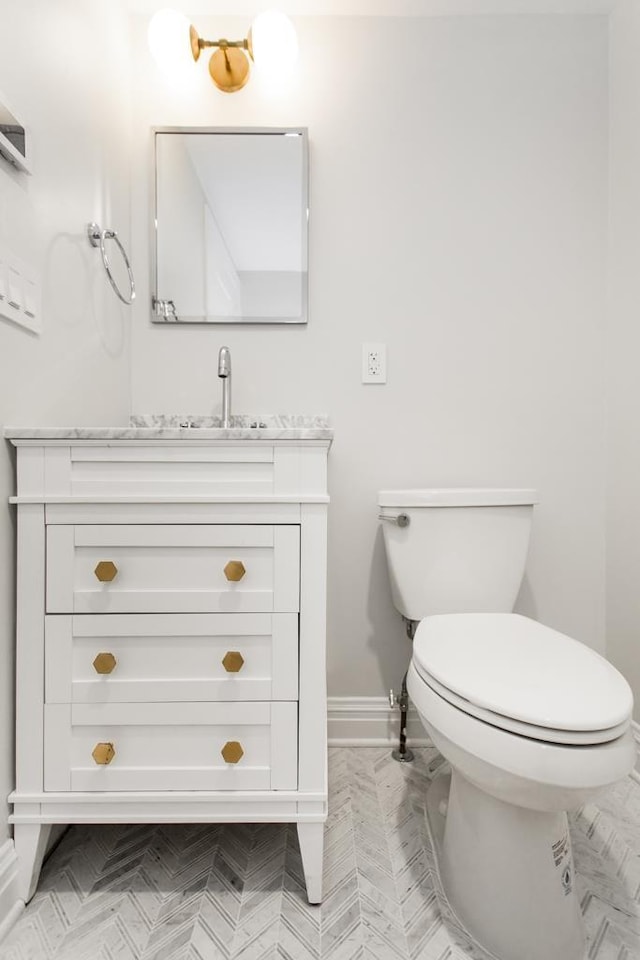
[2,747,640,959]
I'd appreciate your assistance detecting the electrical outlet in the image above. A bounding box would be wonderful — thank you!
[362,343,387,383]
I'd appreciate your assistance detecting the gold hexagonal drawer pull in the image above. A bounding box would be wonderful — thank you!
[222,651,245,673]
[224,560,246,582]
[92,742,116,765]
[221,740,244,764]
[94,560,118,583]
[93,652,117,675]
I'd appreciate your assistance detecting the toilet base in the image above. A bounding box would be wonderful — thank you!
[425,768,586,960]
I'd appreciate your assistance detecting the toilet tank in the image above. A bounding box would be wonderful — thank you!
[378,489,537,621]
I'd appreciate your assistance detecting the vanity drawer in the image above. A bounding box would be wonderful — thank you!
[44,701,298,792]
[67,444,276,497]
[46,524,300,614]
[45,613,299,703]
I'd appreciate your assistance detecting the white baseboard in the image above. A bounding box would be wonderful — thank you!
[0,840,22,943]
[327,696,430,747]
[328,706,640,787]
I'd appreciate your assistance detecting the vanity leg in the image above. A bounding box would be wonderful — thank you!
[13,824,52,903]
[297,822,324,905]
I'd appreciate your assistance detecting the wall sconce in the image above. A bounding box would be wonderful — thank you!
[148,8,298,93]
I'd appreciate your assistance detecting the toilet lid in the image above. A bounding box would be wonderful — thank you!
[377,488,538,507]
[412,613,633,739]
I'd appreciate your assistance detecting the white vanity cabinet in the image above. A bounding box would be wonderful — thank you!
[6,429,331,905]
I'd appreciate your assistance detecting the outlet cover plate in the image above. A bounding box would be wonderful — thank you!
[362,342,387,384]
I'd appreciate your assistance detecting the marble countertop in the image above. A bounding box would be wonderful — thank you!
[4,414,333,442]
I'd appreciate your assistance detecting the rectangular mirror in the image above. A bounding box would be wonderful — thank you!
[152,127,308,324]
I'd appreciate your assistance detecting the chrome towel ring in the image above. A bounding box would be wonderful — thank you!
[87,222,136,305]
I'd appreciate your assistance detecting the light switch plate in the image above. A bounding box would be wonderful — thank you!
[7,263,22,310]
[0,246,41,333]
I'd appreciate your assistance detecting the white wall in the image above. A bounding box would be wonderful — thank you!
[0,0,132,841]
[607,0,640,719]
[130,13,609,698]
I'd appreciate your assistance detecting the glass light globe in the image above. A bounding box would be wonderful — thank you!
[147,8,193,78]
[250,10,298,76]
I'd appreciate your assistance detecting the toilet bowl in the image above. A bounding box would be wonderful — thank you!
[378,490,634,960]
[411,614,634,805]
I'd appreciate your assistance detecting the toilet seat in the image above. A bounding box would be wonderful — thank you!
[414,667,630,745]
[407,661,636,808]
[412,613,633,746]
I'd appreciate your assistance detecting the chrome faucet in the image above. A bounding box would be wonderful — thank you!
[217,346,232,428]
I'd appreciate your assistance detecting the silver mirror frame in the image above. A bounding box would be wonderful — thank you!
[151,126,309,325]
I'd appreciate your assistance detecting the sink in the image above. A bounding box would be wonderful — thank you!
[123,413,332,441]
[129,414,329,430]
[129,413,329,430]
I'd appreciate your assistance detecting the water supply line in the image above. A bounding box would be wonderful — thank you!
[389,617,417,763]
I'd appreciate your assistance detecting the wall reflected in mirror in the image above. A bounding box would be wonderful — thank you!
[153,128,308,324]
[0,95,30,173]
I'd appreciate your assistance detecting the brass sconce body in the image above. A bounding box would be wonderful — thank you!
[148,9,298,95]
[190,26,253,93]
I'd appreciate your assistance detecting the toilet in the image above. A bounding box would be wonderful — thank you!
[378,488,635,960]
